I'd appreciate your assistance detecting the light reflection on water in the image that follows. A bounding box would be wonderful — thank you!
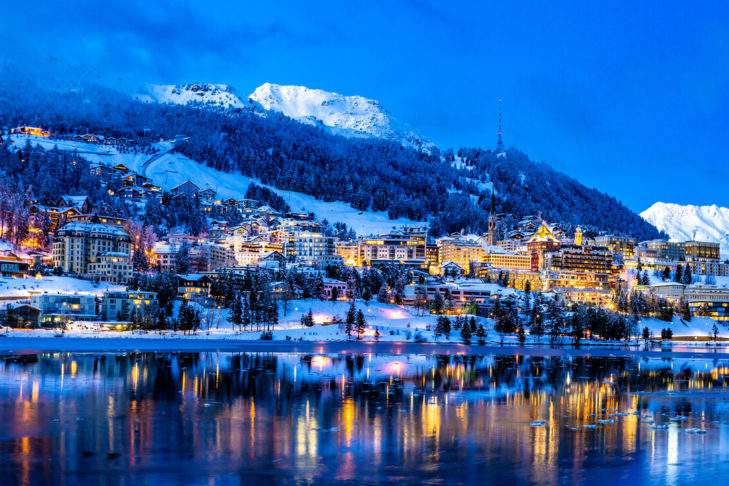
[0,352,728,485]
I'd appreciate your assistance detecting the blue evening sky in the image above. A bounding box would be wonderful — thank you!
[2,1,728,212]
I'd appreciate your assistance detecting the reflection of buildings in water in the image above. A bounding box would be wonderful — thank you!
[0,352,729,483]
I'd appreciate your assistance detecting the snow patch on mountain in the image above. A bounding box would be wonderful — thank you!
[137,83,245,109]
[249,83,435,151]
[641,202,729,254]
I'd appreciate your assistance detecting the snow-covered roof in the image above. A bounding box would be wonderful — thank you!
[58,222,129,237]
[100,251,130,258]
[176,274,211,282]
[527,222,559,243]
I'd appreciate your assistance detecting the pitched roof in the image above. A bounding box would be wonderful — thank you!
[527,222,559,243]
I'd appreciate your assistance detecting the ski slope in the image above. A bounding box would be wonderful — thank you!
[10,134,420,235]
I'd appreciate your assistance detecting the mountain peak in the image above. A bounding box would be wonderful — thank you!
[137,83,245,109]
[249,83,435,151]
[641,202,729,253]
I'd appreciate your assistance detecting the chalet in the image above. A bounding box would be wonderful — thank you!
[122,172,150,187]
[75,133,101,143]
[238,198,260,209]
[112,164,131,174]
[142,182,162,192]
[11,126,50,137]
[118,186,147,201]
[271,281,303,298]
[30,204,81,233]
[171,180,200,198]
[90,163,115,179]
[199,188,217,201]
[258,250,287,270]
[56,195,92,214]
[68,214,127,227]
[176,274,213,300]
[0,304,41,328]
[440,261,465,277]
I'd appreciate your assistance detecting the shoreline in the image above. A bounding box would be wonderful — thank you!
[1,336,729,358]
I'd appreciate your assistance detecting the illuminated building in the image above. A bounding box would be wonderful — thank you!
[641,240,685,261]
[101,291,159,321]
[30,293,97,324]
[593,235,636,260]
[337,241,361,266]
[402,279,494,307]
[290,232,341,266]
[86,251,133,284]
[541,270,615,307]
[541,244,618,306]
[545,244,615,275]
[0,255,29,277]
[482,252,532,271]
[649,282,685,302]
[685,260,729,277]
[149,242,181,272]
[321,278,350,300]
[684,241,720,262]
[10,126,50,137]
[52,222,131,276]
[436,237,485,274]
[339,227,431,269]
[574,227,583,246]
[477,266,542,291]
[68,214,127,227]
[525,222,561,271]
[176,274,213,300]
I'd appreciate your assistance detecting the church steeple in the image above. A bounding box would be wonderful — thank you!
[488,188,498,246]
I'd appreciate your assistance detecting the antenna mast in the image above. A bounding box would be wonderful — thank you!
[496,98,504,153]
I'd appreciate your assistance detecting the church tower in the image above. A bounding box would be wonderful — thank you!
[574,227,583,246]
[488,189,498,246]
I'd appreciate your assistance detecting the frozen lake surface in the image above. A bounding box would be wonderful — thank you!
[0,348,728,484]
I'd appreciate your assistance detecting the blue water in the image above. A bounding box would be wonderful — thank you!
[0,350,727,485]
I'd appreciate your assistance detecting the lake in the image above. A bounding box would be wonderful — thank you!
[0,348,728,485]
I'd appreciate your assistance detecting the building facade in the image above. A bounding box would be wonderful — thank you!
[52,223,131,277]
[101,291,159,321]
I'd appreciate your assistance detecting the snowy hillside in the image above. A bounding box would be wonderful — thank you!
[641,202,729,254]
[11,134,419,236]
[249,83,435,151]
[137,83,245,109]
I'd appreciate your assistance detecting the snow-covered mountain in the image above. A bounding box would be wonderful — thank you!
[641,202,729,254]
[248,83,435,151]
[137,83,245,109]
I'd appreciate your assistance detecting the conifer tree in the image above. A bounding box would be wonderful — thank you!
[460,322,472,344]
[355,309,366,339]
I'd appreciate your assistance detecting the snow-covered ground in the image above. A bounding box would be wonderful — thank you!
[0,275,124,299]
[641,202,729,254]
[10,134,420,235]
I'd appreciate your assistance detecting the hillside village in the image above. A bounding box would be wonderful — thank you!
[0,127,727,342]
